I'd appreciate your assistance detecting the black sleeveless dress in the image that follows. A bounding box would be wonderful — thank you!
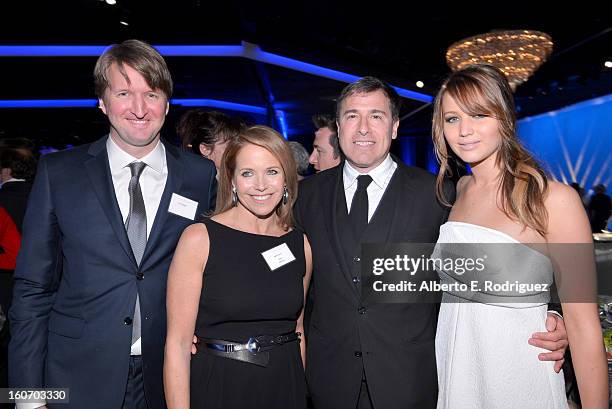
[190,218,307,409]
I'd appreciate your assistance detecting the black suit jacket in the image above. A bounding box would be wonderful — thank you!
[0,180,32,232]
[295,159,452,409]
[9,137,216,409]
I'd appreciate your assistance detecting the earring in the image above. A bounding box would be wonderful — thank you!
[231,186,238,207]
[282,186,289,205]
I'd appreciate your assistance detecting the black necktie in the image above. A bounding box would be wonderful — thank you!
[126,161,147,349]
[349,175,373,239]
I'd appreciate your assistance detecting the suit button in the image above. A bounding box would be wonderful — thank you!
[352,276,360,284]
[358,307,367,315]
[353,256,360,262]
[124,317,133,325]
[354,351,362,357]
[136,272,144,280]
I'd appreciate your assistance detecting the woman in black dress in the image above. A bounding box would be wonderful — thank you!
[164,125,312,409]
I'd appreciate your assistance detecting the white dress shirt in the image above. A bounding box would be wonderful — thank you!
[0,177,26,188]
[107,136,168,355]
[17,139,168,409]
[343,154,397,222]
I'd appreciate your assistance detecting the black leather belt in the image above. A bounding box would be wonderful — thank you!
[196,332,300,367]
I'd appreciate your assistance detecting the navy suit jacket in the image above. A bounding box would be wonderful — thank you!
[8,136,216,409]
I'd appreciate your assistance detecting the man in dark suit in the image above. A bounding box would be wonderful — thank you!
[9,39,216,409]
[295,77,567,409]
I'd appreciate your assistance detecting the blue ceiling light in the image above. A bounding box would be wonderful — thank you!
[0,43,433,103]
[242,42,433,103]
[154,45,244,57]
[0,98,270,115]
[171,99,268,115]
[0,46,108,57]
[0,99,99,108]
[274,110,288,139]
[0,45,245,57]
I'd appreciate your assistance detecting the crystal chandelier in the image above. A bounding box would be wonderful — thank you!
[446,30,554,90]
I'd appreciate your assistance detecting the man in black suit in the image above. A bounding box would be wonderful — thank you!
[295,77,567,409]
[9,39,216,409]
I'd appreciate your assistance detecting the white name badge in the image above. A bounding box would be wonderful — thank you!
[261,243,296,271]
[168,193,198,220]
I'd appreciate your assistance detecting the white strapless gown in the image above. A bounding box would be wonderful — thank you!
[435,221,568,409]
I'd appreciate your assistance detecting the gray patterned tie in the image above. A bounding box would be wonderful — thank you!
[126,161,147,348]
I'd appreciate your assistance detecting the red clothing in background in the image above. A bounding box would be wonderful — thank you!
[0,207,20,269]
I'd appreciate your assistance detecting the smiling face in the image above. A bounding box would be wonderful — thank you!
[233,143,285,218]
[99,63,169,158]
[441,92,502,167]
[337,90,399,173]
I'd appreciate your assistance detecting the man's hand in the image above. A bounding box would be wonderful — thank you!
[528,312,568,372]
[192,335,198,355]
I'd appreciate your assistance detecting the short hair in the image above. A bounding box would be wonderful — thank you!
[176,110,246,155]
[215,126,298,229]
[288,141,310,177]
[94,39,173,100]
[0,149,37,180]
[594,184,606,194]
[312,114,341,159]
[336,76,402,121]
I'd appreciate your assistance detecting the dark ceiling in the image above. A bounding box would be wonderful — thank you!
[1,0,611,150]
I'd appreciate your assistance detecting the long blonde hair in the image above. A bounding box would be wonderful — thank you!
[215,125,298,230]
[432,64,549,236]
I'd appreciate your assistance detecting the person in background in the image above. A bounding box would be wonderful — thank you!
[309,114,342,172]
[0,205,21,409]
[176,109,246,172]
[0,146,36,398]
[288,140,310,180]
[0,148,37,231]
[588,184,611,232]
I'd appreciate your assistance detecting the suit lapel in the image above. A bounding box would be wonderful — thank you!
[140,142,184,266]
[323,166,368,297]
[85,137,136,266]
[365,160,418,241]
[321,167,354,284]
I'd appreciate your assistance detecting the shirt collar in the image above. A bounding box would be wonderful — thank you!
[343,154,395,190]
[106,136,166,174]
[2,178,26,185]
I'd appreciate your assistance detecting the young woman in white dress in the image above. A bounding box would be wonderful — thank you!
[431,64,608,409]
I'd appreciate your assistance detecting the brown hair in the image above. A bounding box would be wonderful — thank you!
[176,110,246,155]
[94,39,173,100]
[432,64,549,236]
[0,148,37,180]
[312,113,342,159]
[336,76,402,121]
[215,125,298,230]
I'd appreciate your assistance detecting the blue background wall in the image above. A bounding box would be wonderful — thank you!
[518,93,612,193]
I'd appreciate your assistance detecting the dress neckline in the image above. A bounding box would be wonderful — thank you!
[442,221,521,244]
[207,218,295,239]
